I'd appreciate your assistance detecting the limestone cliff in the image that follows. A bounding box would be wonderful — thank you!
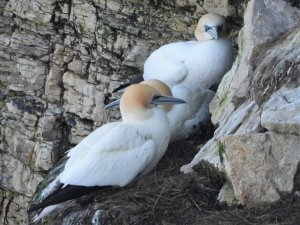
[0,0,299,224]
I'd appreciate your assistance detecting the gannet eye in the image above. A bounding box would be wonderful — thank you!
[152,95,161,101]
[217,25,223,33]
[204,25,211,32]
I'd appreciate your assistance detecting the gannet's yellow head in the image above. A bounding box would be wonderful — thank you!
[142,79,173,112]
[195,13,227,42]
[106,83,185,122]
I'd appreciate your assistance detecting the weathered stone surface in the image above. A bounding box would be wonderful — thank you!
[183,0,300,206]
[221,132,300,206]
[261,87,300,135]
[69,118,93,144]
[3,127,35,165]
[71,0,97,38]
[251,23,300,106]
[232,0,300,100]
[181,100,260,174]
[0,189,31,225]
[203,0,235,17]
[3,0,291,223]
[7,58,48,92]
[10,30,50,59]
[217,181,239,205]
[5,0,55,23]
[0,154,43,197]
[63,71,109,123]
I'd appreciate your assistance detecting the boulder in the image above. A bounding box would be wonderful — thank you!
[182,0,300,205]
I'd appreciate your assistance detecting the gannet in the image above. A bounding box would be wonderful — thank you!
[143,13,233,89]
[112,13,233,141]
[143,13,233,141]
[29,82,185,218]
[111,79,215,142]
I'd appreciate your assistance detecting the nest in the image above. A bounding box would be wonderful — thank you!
[44,122,300,225]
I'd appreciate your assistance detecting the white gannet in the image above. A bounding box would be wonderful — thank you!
[112,13,233,142]
[142,13,234,141]
[111,79,215,142]
[143,13,233,89]
[29,82,185,218]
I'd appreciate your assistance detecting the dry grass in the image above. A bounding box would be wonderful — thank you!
[45,122,300,225]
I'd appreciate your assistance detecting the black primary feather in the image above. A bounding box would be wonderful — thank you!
[112,74,144,93]
[28,184,109,213]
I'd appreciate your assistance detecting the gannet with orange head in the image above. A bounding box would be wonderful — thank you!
[29,82,185,220]
[112,14,233,142]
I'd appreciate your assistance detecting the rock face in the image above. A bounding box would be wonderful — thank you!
[261,86,300,136]
[182,0,300,206]
[1,0,299,224]
[0,0,247,224]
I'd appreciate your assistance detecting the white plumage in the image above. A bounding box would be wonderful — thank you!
[60,83,185,187]
[143,13,234,141]
[60,123,161,187]
[30,81,185,221]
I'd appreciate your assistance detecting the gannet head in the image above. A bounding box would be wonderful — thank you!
[195,13,227,42]
[142,79,173,112]
[105,83,185,121]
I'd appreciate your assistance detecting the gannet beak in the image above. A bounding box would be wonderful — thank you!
[105,99,121,109]
[206,26,220,40]
[151,95,186,105]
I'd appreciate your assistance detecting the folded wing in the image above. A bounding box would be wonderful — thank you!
[59,124,157,187]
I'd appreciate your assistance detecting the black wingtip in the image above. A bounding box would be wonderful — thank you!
[112,74,144,93]
[112,83,132,93]
[28,185,109,213]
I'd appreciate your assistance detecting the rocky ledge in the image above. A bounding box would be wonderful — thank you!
[0,0,300,224]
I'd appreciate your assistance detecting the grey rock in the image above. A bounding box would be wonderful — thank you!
[5,0,55,23]
[221,132,300,206]
[0,189,31,225]
[230,0,300,100]
[4,127,36,165]
[10,30,50,59]
[8,58,48,92]
[0,0,280,223]
[183,0,300,206]
[181,100,260,175]
[68,59,83,75]
[203,0,235,16]
[261,87,300,135]
[63,71,109,123]
[0,153,43,196]
[217,182,239,205]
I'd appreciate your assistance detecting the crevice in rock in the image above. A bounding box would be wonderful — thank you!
[4,196,12,225]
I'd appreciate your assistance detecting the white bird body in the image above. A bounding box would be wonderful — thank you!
[143,13,234,141]
[144,39,233,89]
[168,85,215,141]
[59,110,170,187]
[29,82,185,220]
[60,84,176,187]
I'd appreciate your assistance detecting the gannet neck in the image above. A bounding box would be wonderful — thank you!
[120,84,158,121]
[142,79,173,112]
[195,13,227,42]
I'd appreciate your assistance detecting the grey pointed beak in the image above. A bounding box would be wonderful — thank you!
[207,26,220,40]
[105,99,120,110]
[105,96,186,110]
[152,96,186,105]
